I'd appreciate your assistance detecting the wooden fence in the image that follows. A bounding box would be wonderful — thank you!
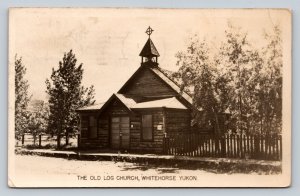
[163,133,282,160]
[16,134,78,148]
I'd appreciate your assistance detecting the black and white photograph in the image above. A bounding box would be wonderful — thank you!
[8,8,291,187]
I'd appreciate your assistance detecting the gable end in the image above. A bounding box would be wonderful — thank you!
[118,66,177,98]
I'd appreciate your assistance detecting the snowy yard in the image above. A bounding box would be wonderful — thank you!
[10,154,209,187]
[12,154,209,177]
[9,154,281,187]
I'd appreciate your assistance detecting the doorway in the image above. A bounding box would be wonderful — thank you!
[111,116,130,149]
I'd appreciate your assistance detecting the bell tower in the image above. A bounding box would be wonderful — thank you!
[139,26,160,67]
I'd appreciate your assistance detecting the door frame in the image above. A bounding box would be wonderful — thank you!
[109,115,131,149]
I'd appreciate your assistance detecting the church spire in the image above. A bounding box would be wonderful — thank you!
[139,26,159,66]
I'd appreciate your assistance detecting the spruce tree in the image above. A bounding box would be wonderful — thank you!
[45,50,95,148]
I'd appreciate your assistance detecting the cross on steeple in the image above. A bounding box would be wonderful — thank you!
[140,26,159,67]
[145,26,154,38]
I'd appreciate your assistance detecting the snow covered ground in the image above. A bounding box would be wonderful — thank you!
[9,154,281,187]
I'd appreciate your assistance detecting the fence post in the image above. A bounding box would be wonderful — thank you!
[237,135,240,158]
[39,135,42,147]
[243,135,246,158]
[253,135,259,159]
[226,134,229,158]
[233,134,236,157]
[220,135,226,157]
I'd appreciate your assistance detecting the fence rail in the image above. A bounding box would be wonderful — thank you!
[163,133,282,160]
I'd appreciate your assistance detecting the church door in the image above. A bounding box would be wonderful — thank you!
[111,116,130,149]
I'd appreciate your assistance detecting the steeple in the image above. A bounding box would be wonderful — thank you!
[139,26,160,66]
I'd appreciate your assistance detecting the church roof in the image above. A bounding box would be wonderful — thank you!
[114,94,136,108]
[150,67,193,105]
[139,38,160,57]
[76,94,187,111]
[117,65,193,108]
[132,97,187,110]
[76,103,105,111]
[115,94,187,110]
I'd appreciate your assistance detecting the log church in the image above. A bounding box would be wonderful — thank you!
[76,27,194,153]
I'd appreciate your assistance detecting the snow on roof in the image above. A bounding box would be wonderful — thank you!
[77,94,188,112]
[76,103,105,111]
[115,94,187,110]
[115,93,137,108]
[132,97,187,110]
[150,67,193,105]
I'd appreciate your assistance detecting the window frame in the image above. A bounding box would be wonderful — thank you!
[80,115,98,139]
[80,116,89,139]
[141,114,154,142]
[88,115,98,139]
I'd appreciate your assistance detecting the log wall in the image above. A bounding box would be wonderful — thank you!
[165,109,191,134]
[130,111,165,153]
[79,112,104,149]
[120,68,177,98]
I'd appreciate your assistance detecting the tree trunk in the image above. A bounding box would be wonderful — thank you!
[39,135,42,147]
[212,107,221,135]
[33,134,36,146]
[213,109,224,155]
[22,134,25,145]
[57,134,61,149]
[239,95,242,133]
[57,119,62,149]
[260,117,263,135]
[77,133,80,149]
[65,130,69,146]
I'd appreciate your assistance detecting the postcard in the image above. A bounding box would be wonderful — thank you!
[8,8,291,187]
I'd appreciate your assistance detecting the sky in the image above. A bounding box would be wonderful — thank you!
[9,8,290,103]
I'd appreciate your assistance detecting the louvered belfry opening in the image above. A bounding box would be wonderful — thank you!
[140,26,160,66]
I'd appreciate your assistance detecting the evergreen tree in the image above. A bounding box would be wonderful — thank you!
[45,50,95,148]
[15,55,31,139]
